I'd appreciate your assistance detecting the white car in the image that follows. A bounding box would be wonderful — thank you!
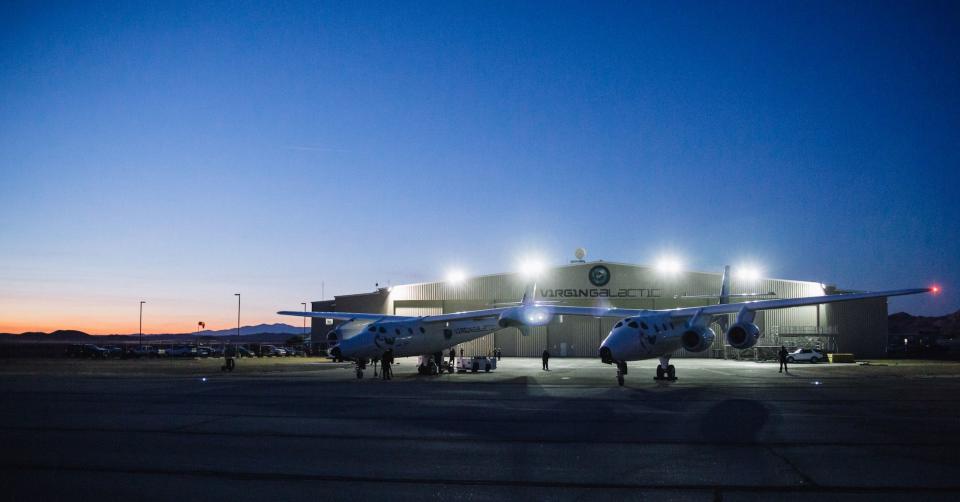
[787,348,825,363]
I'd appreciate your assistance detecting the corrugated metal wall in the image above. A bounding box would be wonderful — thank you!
[324,262,886,358]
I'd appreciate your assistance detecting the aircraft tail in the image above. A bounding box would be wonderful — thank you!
[520,282,537,306]
[719,265,731,305]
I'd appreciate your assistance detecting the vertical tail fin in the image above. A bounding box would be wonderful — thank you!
[718,265,731,305]
[520,282,537,306]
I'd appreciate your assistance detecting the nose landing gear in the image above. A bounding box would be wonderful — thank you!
[616,360,628,386]
[653,356,677,381]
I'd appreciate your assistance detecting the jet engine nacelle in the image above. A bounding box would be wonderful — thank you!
[497,306,553,329]
[726,322,761,349]
[680,326,716,353]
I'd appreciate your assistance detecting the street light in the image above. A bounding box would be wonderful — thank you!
[139,301,146,347]
[235,293,241,343]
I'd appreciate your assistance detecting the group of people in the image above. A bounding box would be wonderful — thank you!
[379,349,394,380]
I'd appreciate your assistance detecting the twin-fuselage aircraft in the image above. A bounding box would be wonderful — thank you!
[279,266,932,385]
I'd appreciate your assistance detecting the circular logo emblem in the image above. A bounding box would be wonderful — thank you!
[588,265,610,287]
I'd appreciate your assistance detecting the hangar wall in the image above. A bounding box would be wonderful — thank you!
[312,262,891,358]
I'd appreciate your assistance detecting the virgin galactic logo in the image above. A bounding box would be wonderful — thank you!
[589,265,610,287]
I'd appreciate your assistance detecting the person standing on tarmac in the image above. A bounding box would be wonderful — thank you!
[380,351,390,380]
[778,345,789,373]
[223,343,236,372]
[386,349,395,380]
[542,349,550,371]
[449,348,456,366]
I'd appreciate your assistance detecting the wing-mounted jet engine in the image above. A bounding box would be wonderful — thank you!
[680,326,716,353]
[725,322,761,350]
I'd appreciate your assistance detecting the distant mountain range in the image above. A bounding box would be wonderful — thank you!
[888,310,960,336]
[0,323,305,340]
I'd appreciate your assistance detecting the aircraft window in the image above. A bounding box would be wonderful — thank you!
[368,326,376,332]
[615,321,623,328]
[628,321,639,329]
[640,322,649,330]
[669,322,675,329]
[407,328,413,334]
[624,318,632,322]
[395,328,401,335]
[419,326,425,334]
[378,327,386,334]
[654,324,660,333]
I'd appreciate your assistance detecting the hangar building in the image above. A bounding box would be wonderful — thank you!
[311,262,890,358]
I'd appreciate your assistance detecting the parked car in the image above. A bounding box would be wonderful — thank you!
[237,346,255,358]
[260,344,286,357]
[787,348,825,363]
[128,345,159,358]
[102,345,124,358]
[164,345,196,357]
[65,344,109,359]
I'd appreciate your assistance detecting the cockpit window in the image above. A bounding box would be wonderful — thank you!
[368,326,376,332]
[615,321,623,328]
[640,322,649,330]
[419,326,425,334]
[628,321,639,329]
[378,327,386,334]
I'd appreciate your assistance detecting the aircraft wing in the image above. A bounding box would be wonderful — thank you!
[420,308,511,323]
[277,311,417,322]
[667,287,930,318]
[531,288,931,320]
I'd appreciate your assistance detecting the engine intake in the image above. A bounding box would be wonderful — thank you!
[497,306,553,329]
[680,326,716,353]
[726,322,761,349]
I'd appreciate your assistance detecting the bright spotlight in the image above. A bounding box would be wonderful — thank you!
[655,256,683,274]
[736,265,762,281]
[519,258,546,279]
[931,285,941,294]
[446,269,467,285]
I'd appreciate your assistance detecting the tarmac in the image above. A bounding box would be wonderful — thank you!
[1,356,959,501]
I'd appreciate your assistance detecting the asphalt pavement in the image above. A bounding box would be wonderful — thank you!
[1,356,958,501]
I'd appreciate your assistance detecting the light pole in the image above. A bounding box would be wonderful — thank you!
[234,293,241,344]
[139,301,146,347]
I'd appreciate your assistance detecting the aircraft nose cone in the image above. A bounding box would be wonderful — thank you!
[600,328,632,362]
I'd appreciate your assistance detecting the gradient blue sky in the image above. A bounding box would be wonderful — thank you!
[1,1,957,333]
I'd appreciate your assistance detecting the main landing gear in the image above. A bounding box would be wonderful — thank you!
[653,356,677,381]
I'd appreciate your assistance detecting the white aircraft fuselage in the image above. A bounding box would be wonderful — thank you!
[333,317,501,360]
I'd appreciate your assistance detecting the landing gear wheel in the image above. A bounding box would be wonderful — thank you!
[655,366,665,380]
[356,368,363,379]
[617,373,624,386]
[667,364,676,380]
